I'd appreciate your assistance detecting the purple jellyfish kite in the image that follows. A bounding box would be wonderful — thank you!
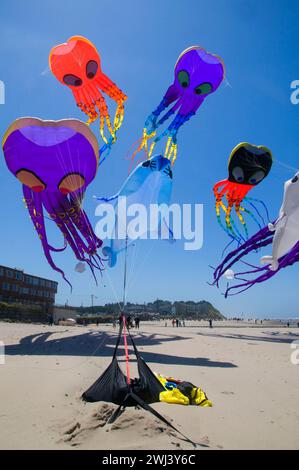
[211,172,299,297]
[132,46,225,165]
[2,117,103,287]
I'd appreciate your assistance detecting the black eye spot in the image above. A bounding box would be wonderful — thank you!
[248,170,265,185]
[63,74,82,87]
[178,70,190,89]
[292,175,298,183]
[86,60,98,79]
[232,166,244,183]
[194,82,213,95]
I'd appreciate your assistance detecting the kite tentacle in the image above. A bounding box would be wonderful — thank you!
[223,243,299,297]
[244,196,270,223]
[212,227,273,284]
[23,186,72,289]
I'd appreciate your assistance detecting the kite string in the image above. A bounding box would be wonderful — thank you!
[103,268,122,313]
[274,158,298,173]
[122,316,130,385]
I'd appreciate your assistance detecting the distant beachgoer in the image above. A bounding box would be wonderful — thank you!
[287,322,290,328]
[176,319,179,327]
[165,322,167,327]
[172,319,175,327]
[183,320,186,327]
[135,317,140,329]
[113,320,116,329]
[209,319,213,328]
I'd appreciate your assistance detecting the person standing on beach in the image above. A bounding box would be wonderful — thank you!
[172,318,175,327]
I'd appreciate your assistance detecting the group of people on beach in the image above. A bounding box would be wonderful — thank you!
[170,318,185,327]
[113,315,140,329]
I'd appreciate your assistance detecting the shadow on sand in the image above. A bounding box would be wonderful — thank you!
[4,329,237,368]
[197,330,299,345]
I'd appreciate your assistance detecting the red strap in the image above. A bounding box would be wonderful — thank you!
[122,317,131,385]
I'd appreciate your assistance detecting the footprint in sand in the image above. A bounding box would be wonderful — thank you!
[111,414,145,431]
[62,403,116,445]
[61,403,206,450]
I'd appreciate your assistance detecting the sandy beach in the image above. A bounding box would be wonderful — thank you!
[0,320,298,450]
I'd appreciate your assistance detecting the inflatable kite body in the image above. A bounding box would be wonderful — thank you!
[214,142,273,242]
[49,36,127,147]
[95,155,173,267]
[261,172,299,270]
[132,46,224,165]
[212,172,299,296]
[2,117,103,286]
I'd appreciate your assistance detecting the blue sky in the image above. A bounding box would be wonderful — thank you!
[0,0,299,317]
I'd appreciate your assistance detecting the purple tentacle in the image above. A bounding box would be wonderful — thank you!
[70,193,102,253]
[157,97,182,127]
[211,220,299,297]
[43,192,104,282]
[213,226,273,283]
[44,193,90,257]
[224,246,293,297]
[23,186,72,289]
[213,236,273,287]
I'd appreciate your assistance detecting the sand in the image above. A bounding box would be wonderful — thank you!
[0,320,298,450]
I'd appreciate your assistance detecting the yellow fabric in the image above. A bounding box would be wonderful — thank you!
[160,388,190,405]
[156,374,213,407]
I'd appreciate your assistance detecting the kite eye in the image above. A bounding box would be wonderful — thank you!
[63,74,82,87]
[86,60,98,79]
[248,170,265,185]
[232,166,244,183]
[292,175,299,183]
[194,82,213,95]
[58,173,85,195]
[16,170,46,192]
[178,70,190,88]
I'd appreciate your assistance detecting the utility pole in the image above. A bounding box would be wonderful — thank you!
[91,294,97,316]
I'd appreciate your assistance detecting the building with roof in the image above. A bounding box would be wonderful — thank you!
[0,265,57,306]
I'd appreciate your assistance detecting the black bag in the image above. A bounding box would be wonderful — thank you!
[82,320,164,406]
[82,319,197,447]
